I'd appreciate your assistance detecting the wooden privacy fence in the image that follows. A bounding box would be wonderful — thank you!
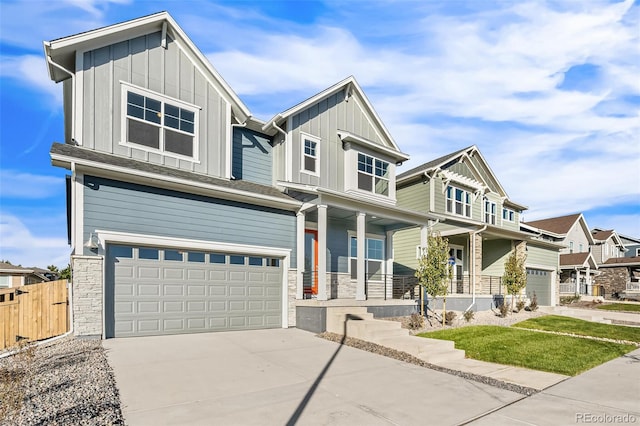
[0,279,69,350]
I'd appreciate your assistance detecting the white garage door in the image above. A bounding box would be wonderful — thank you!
[526,268,551,306]
[106,245,283,338]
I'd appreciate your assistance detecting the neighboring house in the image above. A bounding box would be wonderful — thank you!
[45,12,437,339]
[618,233,640,258]
[592,256,640,299]
[0,262,50,287]
[393,146,562,310]
[590,229,625,265]
[523,213,598,296]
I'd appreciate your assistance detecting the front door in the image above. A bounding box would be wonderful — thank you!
[304,230,318,297]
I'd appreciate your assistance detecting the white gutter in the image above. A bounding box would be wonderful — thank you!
[465,225,487,313]
[45,52,75,141]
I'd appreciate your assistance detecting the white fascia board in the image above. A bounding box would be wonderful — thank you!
[276,181,319,194]
[95,230,291,258]
[337,130,410,162]
[51,153,301,211]
[577,214,597,245]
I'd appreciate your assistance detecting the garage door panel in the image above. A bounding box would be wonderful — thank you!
[526,268,551,306]
[138,267,160,279]
[108,244,283,338]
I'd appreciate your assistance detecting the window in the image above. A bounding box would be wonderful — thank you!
[0,276,10,288]
[187,252,205,263]
[210,253,226,264]
[484,198,496,225]
[139,248,159,260]
[579,243,583,253]
[248,256,263,266]
[350,236,385,280]
[569,241,574,253]
[229,255,245,265]
[123,84,198,159]
[636,248,640,256]
[301,134,319,174]
[357,153,389,196]
[502,208,515,222]
[164,250,183,261]
[446,186,472,218]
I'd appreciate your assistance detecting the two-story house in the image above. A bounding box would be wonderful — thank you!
[619,233,640,258]
[523,213,598,296]
[591,229,639,298]
[590,229,626,264]
[45,12,438,339]
[393,146,562,310]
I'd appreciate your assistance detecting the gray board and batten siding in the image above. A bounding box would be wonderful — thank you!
[81,31,230,177]
[232,127,273,186]
[82,175,296,263]
[274,89,393,190]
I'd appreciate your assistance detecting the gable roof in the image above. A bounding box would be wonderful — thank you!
[525,213,587,236]
[559,252,597,269]
[397,145,527,210]
[591,229,624,248]
[602,256,640,267]
[0,262,34,274]
[43,11,251,122]
[262,76,406,158]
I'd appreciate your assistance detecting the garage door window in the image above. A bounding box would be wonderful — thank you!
[210,253,226,264]
[267,258,280,267]
[139,248,159,260]
[110,246,133,258]
[230,255,245,265]
[164,250,183,261]
[188,252,205,263]
[249,256,263,266]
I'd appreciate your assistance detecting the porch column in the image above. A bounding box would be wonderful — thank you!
[356,212,366,301]
[317,205,328,301]
[296,211,305,299]
[586,267,591,295]
[575,269,581,295]
[385,230,395,300]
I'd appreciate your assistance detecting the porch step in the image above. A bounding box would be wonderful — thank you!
[345,319,405,341]
[326,307,373,334]
[376,336,466,363]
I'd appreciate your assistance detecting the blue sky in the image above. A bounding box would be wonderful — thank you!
[0,0,639,268]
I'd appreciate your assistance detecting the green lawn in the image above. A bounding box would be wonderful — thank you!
[513,315,640,343]
[418,326,636,376]
[596,303,640,313]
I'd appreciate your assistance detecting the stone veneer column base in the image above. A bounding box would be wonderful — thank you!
[71,255,104,338]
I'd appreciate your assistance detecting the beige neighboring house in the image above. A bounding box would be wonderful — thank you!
[590,229,626,265]
[0,262,50,288]
[523,213,598,296]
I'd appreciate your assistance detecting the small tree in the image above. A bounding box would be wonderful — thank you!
[503,248,527,312]
[415,233,452,326]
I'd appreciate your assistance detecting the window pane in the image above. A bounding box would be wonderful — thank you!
[180,121,194,134]
[375,177,388,196]
[139,248,159,260]
[456,202,463,215]
[181,109,194,122]
[350,236,357,257]
[455,188,463,201]
[304,155,316,172]
[249,256,263,266]
[375,160,388,178]
[146,97,161,112]
[145,109,161,124]
[110,245,133,259]
[127,104,144,119]
[367,239,384,260]
[188,252,205,263]
[210,253,226,264]
[128,92,144,107]
[358,172,373,191]
[128,119,160,149]
[267,258,280,267]
[165,104,180,119]
[358,153,367,172]
[230,255,245,265]
[367,260,382,280]
[350,258,358,280]
[165,250,183,261]
[165,115,180,130]
[165,129,193,157]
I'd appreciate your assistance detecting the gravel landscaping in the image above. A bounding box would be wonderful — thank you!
[0,337,124,426]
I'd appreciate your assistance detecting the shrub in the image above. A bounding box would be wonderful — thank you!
[463,309,475,323]
[407,313,425,330]
[529,292,539,311]
[0,341,37,422]
[560,295,581,306]
[444,311,457,325]
[498,302,509,318]
[516,300,525,312]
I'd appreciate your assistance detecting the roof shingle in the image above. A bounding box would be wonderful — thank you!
[524,213,582,235]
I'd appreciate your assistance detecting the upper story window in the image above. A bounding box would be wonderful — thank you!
[301,134,320,175]
[484,198,496,225]
[446,186,472,218]
[358,153,389,196]
[122,84,199,160]
[502,208,515,222]
[579,243,583,252]
[569,241,574,253]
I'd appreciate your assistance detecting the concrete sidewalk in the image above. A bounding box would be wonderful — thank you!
[469,348,640,425]
[104,329,522,425]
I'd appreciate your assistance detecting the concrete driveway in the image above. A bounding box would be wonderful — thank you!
[103,328,521,425]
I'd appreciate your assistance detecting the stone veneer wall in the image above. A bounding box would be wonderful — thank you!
[473,233,483,292]
[593,267,629,298]
[287,269,297,327]
[71,255,104,338]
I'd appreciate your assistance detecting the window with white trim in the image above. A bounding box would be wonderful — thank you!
[301,134,319,174]
[350,236,385,280]
[446,185,472,218]
[122,84,199,159]
[0,276,10,288]
[484,198,496,225]
[502,208,515,222]
[357,153,389,196]
[636,248,640,256]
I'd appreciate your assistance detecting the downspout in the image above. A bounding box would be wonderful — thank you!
[230,118,250,180]
[46,53,75,142]
[269,116,290,182]
[465,225,487,313]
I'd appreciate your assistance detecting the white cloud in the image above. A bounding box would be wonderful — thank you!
[0,214,69,268]
[0,170,65,199]
[0,55,62,106]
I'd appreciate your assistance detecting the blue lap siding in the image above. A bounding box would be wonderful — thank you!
[83,175,296,263]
